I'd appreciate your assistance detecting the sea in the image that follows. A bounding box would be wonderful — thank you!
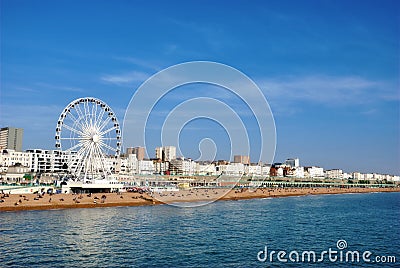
[1,192,399,267]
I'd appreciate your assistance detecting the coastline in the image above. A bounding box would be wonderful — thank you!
[1,187,399,212]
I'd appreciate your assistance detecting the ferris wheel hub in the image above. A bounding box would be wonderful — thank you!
[92,134,100,143]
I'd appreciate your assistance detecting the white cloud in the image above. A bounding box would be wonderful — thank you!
[112,56,161,71]
[257,75,398,104]
[0,103,61,126]
[101,71,151,86]
[35,82,85,92]
[14,86,38,93]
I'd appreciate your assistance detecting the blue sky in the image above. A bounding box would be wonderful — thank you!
[1,0,399,174]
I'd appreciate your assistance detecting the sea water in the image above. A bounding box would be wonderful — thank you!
[1,192,399,267]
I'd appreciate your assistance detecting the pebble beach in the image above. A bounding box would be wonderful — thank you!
[1,186,399,212]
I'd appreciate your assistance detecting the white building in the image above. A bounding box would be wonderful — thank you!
[0,149,32,173]
[104,156,119,174]
[284,166,305,178]
[153,160,169,175]
[262,165,271,177]
[384,174,399,182]
[26,149,77,174]
[195,162,217,175]
[27,149,54,173]
[170,157,196,175]
[352,172,362,180]
[217,163,245,176]
[138,159,155,175]
[305,166,324,178]
[276,167,284,177]
[325,169,343,179]
[118,155,141,175]
[294,166,305,178]
[363,173,374,181]
[0,165,31,182]
[125,154,138,174]
[342,172,351,179]
[285,158,299,168]
[155,146,176,161]
[245,164,263,176]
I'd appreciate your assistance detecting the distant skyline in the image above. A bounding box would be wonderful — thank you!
[1,0,399,175]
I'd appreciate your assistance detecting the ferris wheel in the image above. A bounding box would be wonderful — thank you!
[55,97,121,181]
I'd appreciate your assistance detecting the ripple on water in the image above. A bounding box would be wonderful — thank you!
[0,192,399,267]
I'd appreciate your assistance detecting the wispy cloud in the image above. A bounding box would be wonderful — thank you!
[257,75,398,104]
[112,56,161,71]
[100,71,151,86]
[14,86,38,93]
[360,108,378,116]
[35,82,85,93]
[0,103,62,128]
[3,83,85,95]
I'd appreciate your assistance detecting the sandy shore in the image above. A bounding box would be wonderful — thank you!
[0,187,399,212]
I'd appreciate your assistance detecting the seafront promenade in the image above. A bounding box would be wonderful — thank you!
[1,186,399,212]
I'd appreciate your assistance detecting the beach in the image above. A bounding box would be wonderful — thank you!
[0,186,399,212]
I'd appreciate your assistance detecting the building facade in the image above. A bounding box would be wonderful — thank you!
[216,163,245,176]
[138,159,155,175]
[285,158,300,168]
[155,146,176,162]
[325,169,343,179]
[233,155,250,165]
[0,149,32,173]
[126,146,145,161]
[170,158,196,175]
[196,162,217,175]
[0,127,23,151]
[245,164,263,176]
[26,149,77,174]
[305,166,324,178]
